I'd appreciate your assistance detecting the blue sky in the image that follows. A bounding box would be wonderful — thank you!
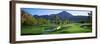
[21,8,91,16]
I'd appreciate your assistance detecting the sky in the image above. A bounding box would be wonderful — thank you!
[21,8,91,16]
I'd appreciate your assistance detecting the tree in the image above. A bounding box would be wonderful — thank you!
[21,10,38,25]
[38,18,48,25]
[55,15,62,25]
[79,20,85,24]
[88,11,92,23]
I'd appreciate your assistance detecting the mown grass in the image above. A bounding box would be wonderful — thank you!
[21,23,92,35]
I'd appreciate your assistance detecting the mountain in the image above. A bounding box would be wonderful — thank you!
[33,11,89,22]
[57,11,73,17]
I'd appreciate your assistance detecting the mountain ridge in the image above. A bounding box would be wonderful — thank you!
[33,11,89,22]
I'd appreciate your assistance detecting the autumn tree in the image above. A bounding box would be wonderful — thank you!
[21,10,38,25]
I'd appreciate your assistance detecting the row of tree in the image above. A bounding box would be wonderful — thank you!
[21,10,72,26]
[21,12,50,25]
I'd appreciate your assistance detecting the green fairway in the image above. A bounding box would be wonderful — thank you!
[21,23,92,35]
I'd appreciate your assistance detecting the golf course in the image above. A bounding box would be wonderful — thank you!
[21,23,92,35]
[21,8,92,35]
